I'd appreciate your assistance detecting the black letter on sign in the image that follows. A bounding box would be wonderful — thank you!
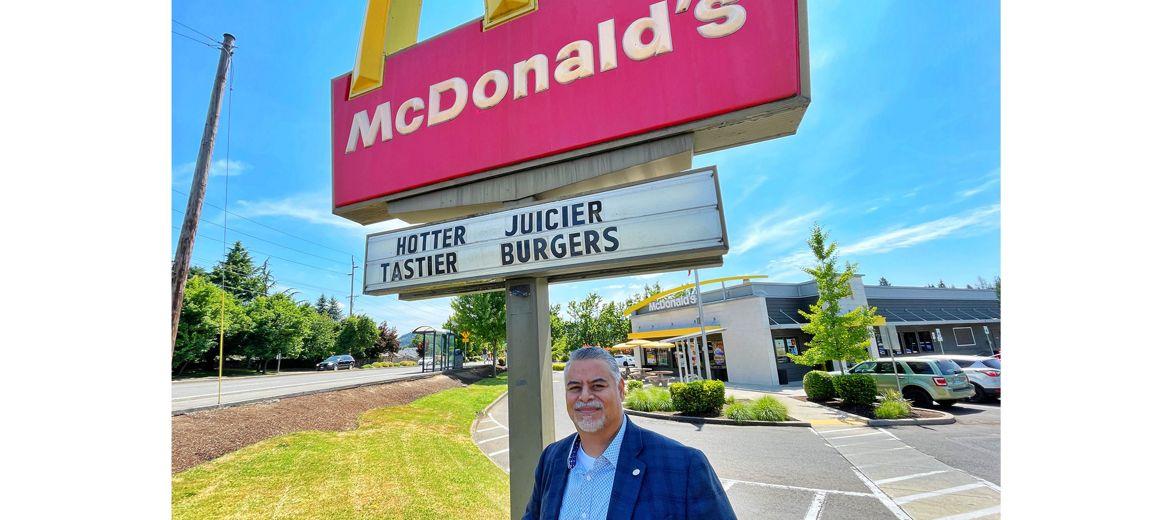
[501,243,514,265]
[603,227,619,252]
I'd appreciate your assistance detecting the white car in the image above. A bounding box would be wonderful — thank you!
[920,355,1000,402]
[613,354,635,367]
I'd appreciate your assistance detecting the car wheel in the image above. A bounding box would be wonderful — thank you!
[903,387,933,408]
[970,384,986,403]
[333,365,338,371]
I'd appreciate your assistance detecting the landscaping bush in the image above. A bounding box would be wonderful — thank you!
[750,396,789,422]
[552,362,566,371]
[725,402,754,423]
[803,371,835,401]
[724,395,736,405]
[626,379,644,391]
[624,387,673,412]
[874,391,912,420]
[833,374,878,406]
[399,360,417,366]
[669,380,725,416]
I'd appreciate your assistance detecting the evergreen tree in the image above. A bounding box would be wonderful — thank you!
[211,241,265,303]
[937,279,947,288]
[315,294,329,315]
[878,276,891,286]
[256,259,277,297]
[327,297,345,321]
[790,225,883,374]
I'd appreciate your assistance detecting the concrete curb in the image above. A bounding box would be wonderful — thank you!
[624,408,812,427]
[798,400,957,426]
[171,366,491,416]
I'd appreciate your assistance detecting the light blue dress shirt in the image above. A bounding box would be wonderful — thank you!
[558,415,628,520]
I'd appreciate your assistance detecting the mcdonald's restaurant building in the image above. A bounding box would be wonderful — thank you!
[626,276,1002,388]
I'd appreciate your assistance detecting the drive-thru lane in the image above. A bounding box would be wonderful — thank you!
[171,363,484,413]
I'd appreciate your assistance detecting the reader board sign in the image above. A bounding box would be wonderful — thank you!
[364,169,727,296]
[333,0,805,219]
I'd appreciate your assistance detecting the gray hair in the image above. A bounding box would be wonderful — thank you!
[565,347,622,383]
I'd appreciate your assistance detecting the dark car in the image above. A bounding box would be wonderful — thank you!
[317,354,356,371]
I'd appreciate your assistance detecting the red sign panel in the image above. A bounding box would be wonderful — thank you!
[332,0,802,211]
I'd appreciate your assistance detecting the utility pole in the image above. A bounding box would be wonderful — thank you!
[349,256,357,318]
[171,33,236,358]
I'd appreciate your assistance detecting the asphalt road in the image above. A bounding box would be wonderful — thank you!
[882,401,1001,485]
[171,363,485,412]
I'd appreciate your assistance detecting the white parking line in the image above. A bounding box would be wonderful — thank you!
[820,426,872,435]
[720,478,875,498]
[835,438,903,449]
[850,468,912,520]
[487,448,509,457]
[829,432,884,441]
[894,483,985,505]
[935,505,1001,520]
[721,480,737,492]
[875,470,950,485]
[487,413,509,430]
[971,475,1001,493]
[477,434,509,444]
[849,446,915,458]
[476,425,505,433]
[803,491,827,520]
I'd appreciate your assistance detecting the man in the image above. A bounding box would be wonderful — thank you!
[523,347,736,519]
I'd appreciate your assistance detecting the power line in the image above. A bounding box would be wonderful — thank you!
[173,188,357,257]
[173,208,349,265]
[172,31,219,49]
[172,19,221,45]
[189,258,350,297]
[175,226,350,276]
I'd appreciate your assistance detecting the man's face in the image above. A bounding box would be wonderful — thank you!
[565,359,626,434]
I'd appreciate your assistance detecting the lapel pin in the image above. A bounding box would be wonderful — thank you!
[633,469,641,476]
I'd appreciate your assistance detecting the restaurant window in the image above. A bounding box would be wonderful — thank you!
[917,331,935,352]
[954,327,976,347]
[901,332,920,354]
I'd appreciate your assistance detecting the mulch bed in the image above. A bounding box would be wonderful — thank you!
[791,396,947,420]
[172,367,493,473]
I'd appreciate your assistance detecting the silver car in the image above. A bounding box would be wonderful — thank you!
[920,355,1000,402]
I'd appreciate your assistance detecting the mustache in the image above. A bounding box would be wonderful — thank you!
[574,402,603,411]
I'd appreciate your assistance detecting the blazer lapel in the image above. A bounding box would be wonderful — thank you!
[543,433,575,520]
[606,417,647,520]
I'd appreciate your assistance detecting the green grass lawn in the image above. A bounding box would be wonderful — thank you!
[172,375,510,519]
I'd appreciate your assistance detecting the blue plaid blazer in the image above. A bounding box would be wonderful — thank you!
[522,416,736,520]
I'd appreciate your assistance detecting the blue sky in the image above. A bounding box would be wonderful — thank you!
[172,0,1000,332]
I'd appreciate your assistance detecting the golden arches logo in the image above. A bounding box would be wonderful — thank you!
[348,0,538,99]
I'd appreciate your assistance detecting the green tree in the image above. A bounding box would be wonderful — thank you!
[878,277,891,286]
[242,293,310,372]
[315,294,330,314]
[173,275,248,374]
[565,292,603,350]
[449,291,507,376]
[211,241,265,303]
[327,296,345,321]
[550,304,570,361]
[597,300,630,348]
[300,306,339,361]
[790,225,883,374]
[336,315,379,359]
[937,279,947,288]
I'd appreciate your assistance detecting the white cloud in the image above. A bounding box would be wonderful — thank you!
[729,175,768,207]
[765,205,1001,279]
[733,207,828,255]
[174,159,248,179]
[234,192,409,234]
[957,176,1000,199]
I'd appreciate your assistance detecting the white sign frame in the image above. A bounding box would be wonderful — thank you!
[364,167,729,300]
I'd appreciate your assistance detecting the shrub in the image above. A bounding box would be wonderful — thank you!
[627,379,644,391]
[750,396,789,422]
[833,374,878,406]
[875,391,912,419]
[724,395,736,405]
[726,402,754,423]
[624,387,673,412]
[803,371,835,401]
[670,380,725,416]
[552,362,566,371]
[399,360,417,366]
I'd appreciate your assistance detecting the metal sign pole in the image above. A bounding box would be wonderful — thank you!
[505,278,554,520]
[693,270,713,380]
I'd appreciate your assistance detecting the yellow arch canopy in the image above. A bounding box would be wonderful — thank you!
[623,275,768,316]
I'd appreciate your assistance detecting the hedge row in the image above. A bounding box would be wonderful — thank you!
[669,380,725,416]
[802,370,878,406]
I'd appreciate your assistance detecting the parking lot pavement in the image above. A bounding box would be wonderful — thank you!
[472,374,910,519]
[816,422,1000,520]
[882,401,1001,485]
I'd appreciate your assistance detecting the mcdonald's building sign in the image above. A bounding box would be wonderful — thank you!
[332,0,809,224]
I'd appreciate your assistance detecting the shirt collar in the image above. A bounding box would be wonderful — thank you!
[567,414,628,470]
